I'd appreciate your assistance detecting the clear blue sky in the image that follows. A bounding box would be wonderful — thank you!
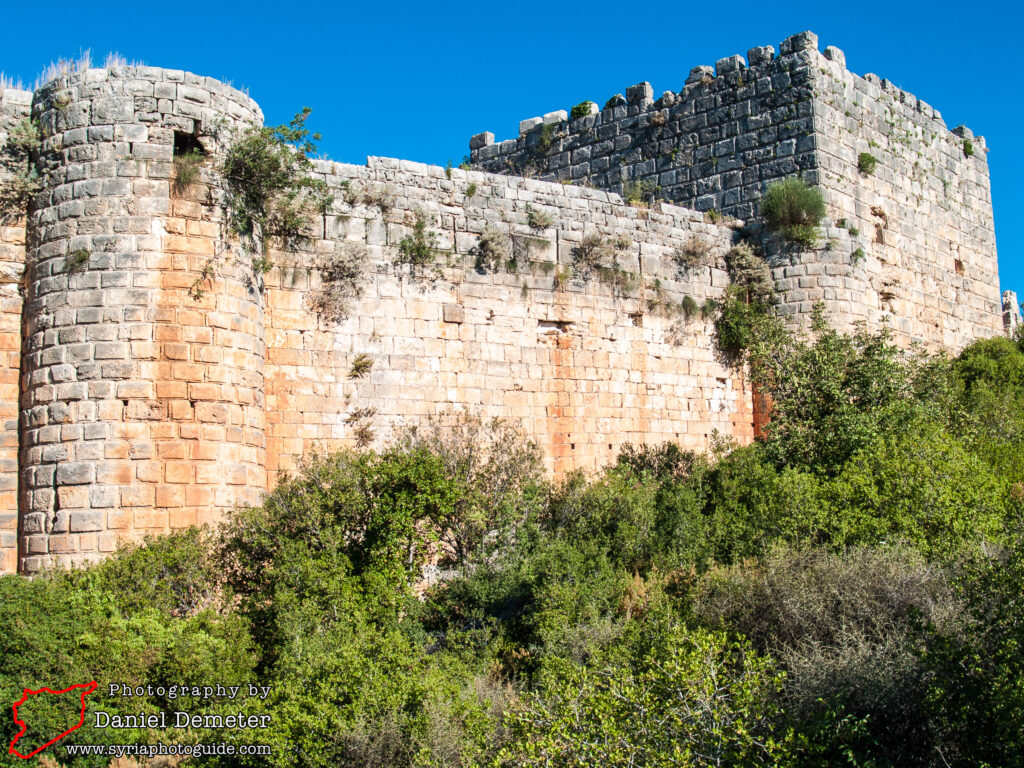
[1,0,1020,294]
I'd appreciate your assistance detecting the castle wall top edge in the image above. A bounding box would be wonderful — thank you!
[0,87,32,106]
[312,155,722,225]
[29,65,263,122]
[469,30,982,152]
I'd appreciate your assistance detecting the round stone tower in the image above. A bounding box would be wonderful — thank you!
[19,66,266,572]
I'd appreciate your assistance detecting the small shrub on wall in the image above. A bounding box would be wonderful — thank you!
[308,241,367,325]
[472,227,511,273]
[760,177,825,248]
[0,117,42,222]
[857,152,878,176]
[673,236,710,270]
[395,211,443,279]
[221,107,332,255]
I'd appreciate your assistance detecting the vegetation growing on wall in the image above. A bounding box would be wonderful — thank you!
[221,108,332,260]
[857,151,879,176]
[0,117,41,222]
[570,101,596,120]
[673,235,711,271]
[622,179,658,208]
[172,148,204,193]
[5,322,1023,768]
[710,241,780,356]
[471,227,511,273]
[308,241,367,325]
[760,177,825,248]
[64,249,90,274]
[526,204,553,231]
[395,211,443,279]
[341,181,395,215]
[571,232,638,294]
[724,242,774,304]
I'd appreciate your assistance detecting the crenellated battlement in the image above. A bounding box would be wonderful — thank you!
[468,30,1001,352]
[468,31,985,216]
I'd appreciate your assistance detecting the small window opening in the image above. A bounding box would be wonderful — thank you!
[173,130,204,157]
[172,130,207,195]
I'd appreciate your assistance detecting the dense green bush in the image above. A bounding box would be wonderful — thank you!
[713,283,786,357]
[496,614,795,768]
[749,308,918,473]
[691,545,960,765]
[221,108,332,255]
[857,151,879,175]
[0,532,255,766]
[923,529,1024,767]
[759,177,825,248]
[570,101,596,120]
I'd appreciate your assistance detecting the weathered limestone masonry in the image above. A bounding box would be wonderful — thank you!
[264,157,749,485]
[1004,291,1022,335]
[4,64,752,574]
[469,31,1003,350]
[18,68,265,572]
[0,86,31,573]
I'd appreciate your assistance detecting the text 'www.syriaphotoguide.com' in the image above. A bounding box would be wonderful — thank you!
[64,743,271,758]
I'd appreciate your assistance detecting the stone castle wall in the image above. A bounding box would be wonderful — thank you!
[263,157,751,486]
[0,32,1006,573]
[468,34,818,222]
[8,66,756,573]
[468,31,1003,350]
[809,45,1000,349]
[0,86,31,573]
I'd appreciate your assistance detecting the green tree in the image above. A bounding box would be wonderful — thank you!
[496,617,794,767]
[924,532,1024,767]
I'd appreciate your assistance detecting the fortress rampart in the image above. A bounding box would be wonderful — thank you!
[0,31,1006,573]
[469,31,1001,350]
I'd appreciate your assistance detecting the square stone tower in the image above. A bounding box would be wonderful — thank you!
[468,31,1002,351]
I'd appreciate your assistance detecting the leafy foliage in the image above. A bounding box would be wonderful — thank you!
[0,167,41,213]
[396,414,544,564]
[396,211,442,278]
[759,177,825,248]
[923,529,1024,767]
[569,101,596,120]
[221,108,332,255]
[857,151,878,175]
[621,179,658,207]
[497,617,795,768]
[0,532,255,766]
[713,283,785,356]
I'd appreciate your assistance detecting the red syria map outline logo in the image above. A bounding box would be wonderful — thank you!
[8,681,97,759]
